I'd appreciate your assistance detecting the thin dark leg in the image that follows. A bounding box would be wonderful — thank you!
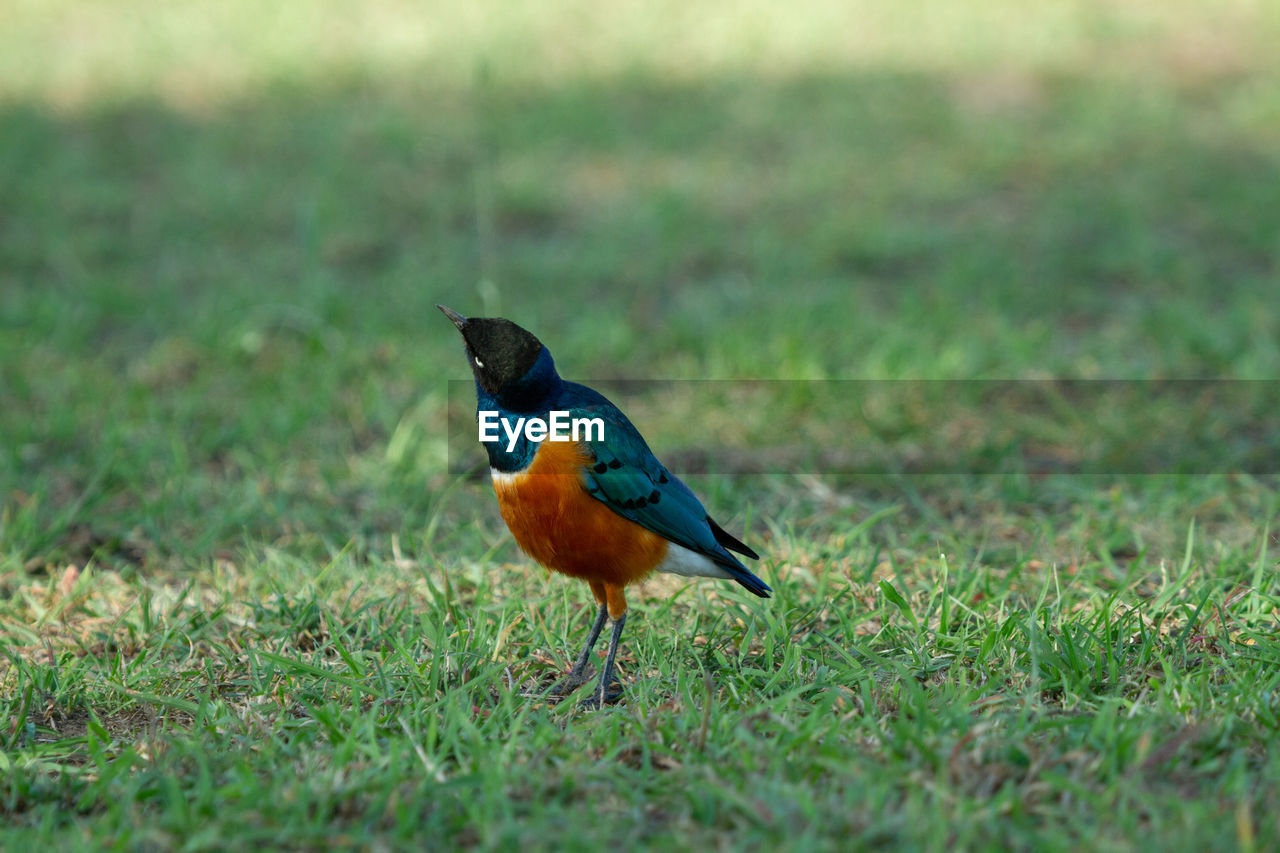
[569,603,609,677]
[545,603,609,698]
[581,613,626,709]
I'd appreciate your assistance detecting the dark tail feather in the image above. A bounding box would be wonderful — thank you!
[709,516,760,560]
[707,516,770,597]
[727,565,772,598]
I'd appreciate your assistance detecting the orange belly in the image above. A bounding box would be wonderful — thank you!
[491,440,668,588]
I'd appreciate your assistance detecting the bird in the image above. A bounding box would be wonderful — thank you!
[438,304,770,707]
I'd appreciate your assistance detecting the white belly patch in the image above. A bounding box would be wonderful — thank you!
[655,542,733,580]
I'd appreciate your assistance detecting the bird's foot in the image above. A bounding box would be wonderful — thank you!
[578,678,623,709]
[545,668,593,699]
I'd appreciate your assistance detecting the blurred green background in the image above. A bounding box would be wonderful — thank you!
[4,0,1279,567]
[2,3,1279,848]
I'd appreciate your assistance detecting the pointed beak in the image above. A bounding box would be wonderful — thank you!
[436,304,468,332]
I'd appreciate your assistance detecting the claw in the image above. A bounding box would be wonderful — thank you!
[545,668,594,699]
[578,679,623,709]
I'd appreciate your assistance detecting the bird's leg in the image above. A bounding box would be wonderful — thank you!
[580,612,626,709]
[545,603,609,697]
[579,582,629,708]
[569,602,611,677]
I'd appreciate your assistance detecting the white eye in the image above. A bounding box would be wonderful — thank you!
[474,356,484,368]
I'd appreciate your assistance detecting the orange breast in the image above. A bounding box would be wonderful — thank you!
[491,441,668,587]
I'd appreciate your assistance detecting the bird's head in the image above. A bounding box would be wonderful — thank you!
[437,305,557,406]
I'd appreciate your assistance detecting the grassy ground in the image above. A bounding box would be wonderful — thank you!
[3,1,1279,849]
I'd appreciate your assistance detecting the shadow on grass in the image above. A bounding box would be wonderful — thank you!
[2,69,1278,565]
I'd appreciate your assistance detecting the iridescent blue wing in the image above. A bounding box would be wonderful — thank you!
[559,383,769,597]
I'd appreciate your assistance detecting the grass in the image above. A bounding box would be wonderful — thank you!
[2,1,1279,849]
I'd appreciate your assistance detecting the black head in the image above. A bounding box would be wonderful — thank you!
[437,305,546,395]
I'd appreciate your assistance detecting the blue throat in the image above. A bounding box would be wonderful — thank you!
[476,347,563,473]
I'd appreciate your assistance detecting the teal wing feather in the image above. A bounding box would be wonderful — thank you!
[560,383,770,597]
